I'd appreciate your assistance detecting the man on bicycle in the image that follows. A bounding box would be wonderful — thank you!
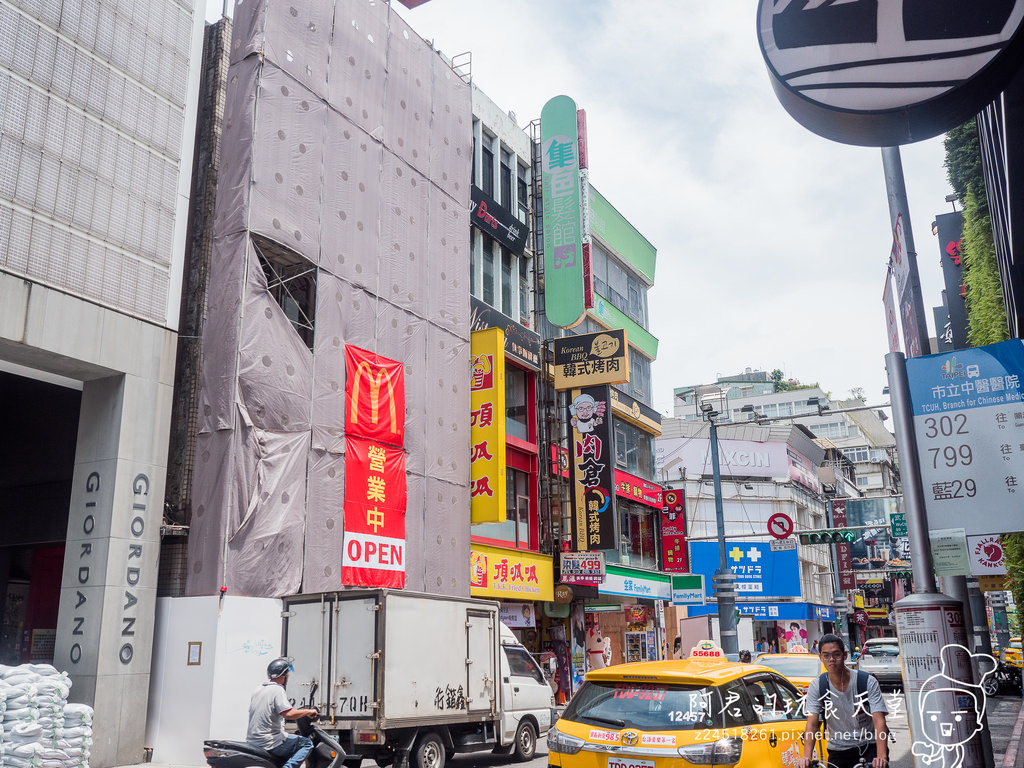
[797,633,890,768]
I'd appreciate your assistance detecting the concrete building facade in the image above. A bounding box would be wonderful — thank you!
[0,0,206,762]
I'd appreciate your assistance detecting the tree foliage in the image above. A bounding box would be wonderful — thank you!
[962,187,1009,346]
[770,369,790,392]
[944,119,985,208]
[1004,534,1024,635]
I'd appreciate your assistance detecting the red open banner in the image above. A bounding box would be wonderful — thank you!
[345,345,405,447]
[341,436,407,588]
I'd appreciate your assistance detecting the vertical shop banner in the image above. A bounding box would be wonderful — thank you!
[342,437,407,588]
[568,386,616,551]
[540,95,586,329]
[844,497,912,575]
[935,211,969,350]
[889,213,924,358]
[345,345,405,446]
[934,305,954,353]
[470,329,507,524]
[883,270,901,354]
[832,499,856,590]
[660,488,688,572]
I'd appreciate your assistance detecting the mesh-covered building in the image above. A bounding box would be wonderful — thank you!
[182,3,474,599]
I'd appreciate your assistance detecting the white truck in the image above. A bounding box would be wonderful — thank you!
[282,589,555,768]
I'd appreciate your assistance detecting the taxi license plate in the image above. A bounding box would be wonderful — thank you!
[608,759,655,768]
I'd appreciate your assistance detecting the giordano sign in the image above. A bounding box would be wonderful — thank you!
[757,0,1024,146]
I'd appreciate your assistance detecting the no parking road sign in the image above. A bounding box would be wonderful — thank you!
[767,512,793,540]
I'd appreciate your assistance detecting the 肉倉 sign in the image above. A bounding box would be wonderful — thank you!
[470,329,507,524]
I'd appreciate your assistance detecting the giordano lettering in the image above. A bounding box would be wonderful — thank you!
[121,473,148,666]
[70,471,101,666]
[350,361,399,432]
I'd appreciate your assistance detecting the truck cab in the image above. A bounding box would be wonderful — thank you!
[497,624,555,760]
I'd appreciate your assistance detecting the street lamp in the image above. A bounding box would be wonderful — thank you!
[700,401,739,654]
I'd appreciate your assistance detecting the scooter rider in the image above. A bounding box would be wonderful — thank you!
[248,658,319,768]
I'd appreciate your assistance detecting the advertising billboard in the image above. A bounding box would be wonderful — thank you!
[657,436,793,480]
[660,488,687,573]
[470,329,507,524]
[568,386,616,551]
[936,211,969,350]
[843,497,912,575]
[689,542,801,598]
[540,95,586,328]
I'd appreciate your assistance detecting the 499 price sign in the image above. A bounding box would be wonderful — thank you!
[906,340,1024,537]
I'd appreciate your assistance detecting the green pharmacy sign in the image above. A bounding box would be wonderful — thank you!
[540,95,586,328]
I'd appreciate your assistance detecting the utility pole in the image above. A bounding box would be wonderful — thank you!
[706,411,739,654]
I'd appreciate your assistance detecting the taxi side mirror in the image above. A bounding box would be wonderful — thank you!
[673,638,682,652]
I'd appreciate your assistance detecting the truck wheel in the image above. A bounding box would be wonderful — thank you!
[512,721,537,762]
[413,733,446,768]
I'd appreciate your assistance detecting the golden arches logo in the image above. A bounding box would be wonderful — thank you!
[349,361,399,432]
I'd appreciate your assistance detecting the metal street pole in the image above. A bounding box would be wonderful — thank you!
[708,416,739,654]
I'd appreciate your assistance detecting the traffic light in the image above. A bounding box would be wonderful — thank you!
[799,529,857,545]
[889,570,913,580]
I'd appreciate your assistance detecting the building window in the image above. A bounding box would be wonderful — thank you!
[628,282,643,324]
[252,235,316,350]
[608,501,657,570]
[482,237,495,306]
[500,149,513,210]
[506,366,529,441]
[614,419,654,479]
[519,256,530,326]
[501,247,513,316]
[482,142,494,196]
[630,355,646,399]
[517,163,529,222]
[503,467,530,545]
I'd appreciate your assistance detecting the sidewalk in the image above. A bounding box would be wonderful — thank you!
[992,693,1024,768]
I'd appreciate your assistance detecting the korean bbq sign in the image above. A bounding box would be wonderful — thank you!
[568,386,616,551]
[342,346,407,588]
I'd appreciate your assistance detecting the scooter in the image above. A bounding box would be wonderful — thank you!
[204,711,346,768]
[982,659,1023,697]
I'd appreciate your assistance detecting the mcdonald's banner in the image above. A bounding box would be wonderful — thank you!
[568,386,616,551]
[345,345,405,447]
[470,329,507,524]
[342,437,407,589]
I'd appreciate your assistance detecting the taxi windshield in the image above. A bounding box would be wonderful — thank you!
[562,681,722,731]
[1011,640,1022,649]
[756,657,821,677]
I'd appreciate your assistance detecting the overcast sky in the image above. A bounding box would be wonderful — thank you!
[209,0,957,418]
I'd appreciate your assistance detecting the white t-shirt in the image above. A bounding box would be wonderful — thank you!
[805,671,888,749]
[247,681,292,749]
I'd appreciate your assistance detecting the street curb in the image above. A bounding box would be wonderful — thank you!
[1001,698,1024,768]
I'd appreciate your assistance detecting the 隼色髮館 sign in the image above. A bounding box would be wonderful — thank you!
[568,386,616,551]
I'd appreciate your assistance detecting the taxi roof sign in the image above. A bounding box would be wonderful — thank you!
[690,640,726,659]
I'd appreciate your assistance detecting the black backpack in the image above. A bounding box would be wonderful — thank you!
[817,670,869,727]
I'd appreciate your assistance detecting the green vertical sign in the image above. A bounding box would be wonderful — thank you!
[540,95,586,329]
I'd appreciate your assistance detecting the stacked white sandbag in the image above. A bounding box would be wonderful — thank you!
[59,703,93,768]
[32,666,71,748]
[0,663,89,768]
[1,664,41,765]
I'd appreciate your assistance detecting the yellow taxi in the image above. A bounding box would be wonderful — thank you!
[1002,637,1022,669]
[547,642,813,768]
[753,651,826,695]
